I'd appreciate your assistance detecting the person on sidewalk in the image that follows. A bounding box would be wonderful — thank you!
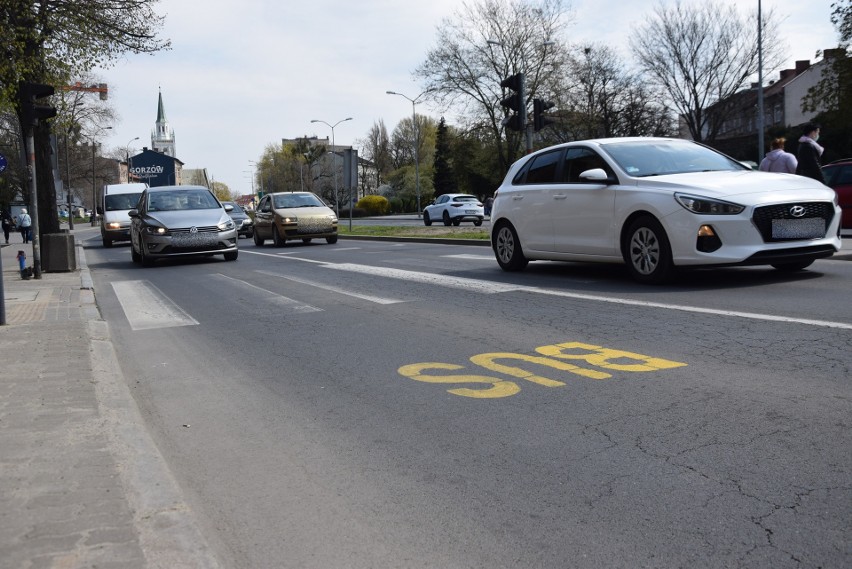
[796,123,827,184]
[759,138,797,174]
[1,208,12,244]
[17,208,32,243]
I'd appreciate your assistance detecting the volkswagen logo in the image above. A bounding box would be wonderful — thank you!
[789,205,806,218]
[190,226,198,233]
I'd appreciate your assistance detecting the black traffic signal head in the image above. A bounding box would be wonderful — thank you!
[533,98,556,131]
[499,73,525,132]
[18,82,57,126]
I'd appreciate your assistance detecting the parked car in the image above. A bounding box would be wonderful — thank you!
[221,201,253,238]
[822,158,852,229]
[253,191,338,246]
[490,137,842,284]
[129,185,238,266]
[423,194,484,226]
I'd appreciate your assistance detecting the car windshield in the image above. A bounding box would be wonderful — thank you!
[602,141,747,178]
[105,193,143,211]
[147,190,220,211]
[273,194,325,209]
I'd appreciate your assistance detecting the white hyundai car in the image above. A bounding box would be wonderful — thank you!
[490,137,842,283]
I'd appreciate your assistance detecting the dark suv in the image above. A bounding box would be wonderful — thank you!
[823,159,852,229]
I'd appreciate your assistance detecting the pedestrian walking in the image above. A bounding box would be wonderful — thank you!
[795,123,827,184]
[17,208,32,243]
[759,138,797,174]
[1,209,12,244]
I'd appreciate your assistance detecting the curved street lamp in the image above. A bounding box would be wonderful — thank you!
[310,117,352,215]
[386,90,426,217]
[126,136,139,182]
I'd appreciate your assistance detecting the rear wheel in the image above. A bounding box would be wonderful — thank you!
[452,219,461,226]
[623,216,673,284]
[474,220,482,227]
[493,222,528,271]
[771,260,814,272]
[423,211,432,226]
[442,211,451,226]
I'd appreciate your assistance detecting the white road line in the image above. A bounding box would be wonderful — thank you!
[326,263,525,294]
[211,274,321,313]
[112,280,199,331]
[443,254,495,261]
[255,270,405,304]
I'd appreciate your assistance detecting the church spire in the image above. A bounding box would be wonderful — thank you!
[156,87,167,122]
[151,87,176,157]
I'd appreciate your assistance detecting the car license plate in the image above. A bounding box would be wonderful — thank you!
[465,209,477,214]
[771,218,825,239]
[172,232,218,247]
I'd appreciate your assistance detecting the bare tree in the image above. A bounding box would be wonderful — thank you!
[356,120,392,188]
[416,0,572,172]
[630,0,785,142]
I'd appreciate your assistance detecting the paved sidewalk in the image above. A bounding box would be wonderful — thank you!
[0,231,219,569]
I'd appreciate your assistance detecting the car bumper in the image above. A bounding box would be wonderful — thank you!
[102,224,131,241]
[661,201,843,266]
[138,229,238,258]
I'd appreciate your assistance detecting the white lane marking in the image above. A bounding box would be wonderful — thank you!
[242,249,328,264]
[326,263,525,294]
[444,254,495,261]
[112,280,199,331]
[325,263,852,330]
[255,270,405,304]
[211,274,321,313]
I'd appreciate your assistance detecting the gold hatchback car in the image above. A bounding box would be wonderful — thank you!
[253,191,339,246]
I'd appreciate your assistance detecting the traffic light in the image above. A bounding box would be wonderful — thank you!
[499,73,525,132]
[18,82,57,126]
[533,98,556,132]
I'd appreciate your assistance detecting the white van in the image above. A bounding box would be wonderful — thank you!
[100,183,148,247]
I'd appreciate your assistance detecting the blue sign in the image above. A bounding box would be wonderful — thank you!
[0,153,7,173]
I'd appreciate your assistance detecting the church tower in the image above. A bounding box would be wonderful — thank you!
[151,88,176,157]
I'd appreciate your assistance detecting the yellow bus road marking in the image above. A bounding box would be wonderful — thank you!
[398,341,688,399]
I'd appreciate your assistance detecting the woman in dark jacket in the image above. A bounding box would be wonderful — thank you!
[795,122,827,184]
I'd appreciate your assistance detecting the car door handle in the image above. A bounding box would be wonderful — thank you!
[553,194,568,200]
[512,195,524,200]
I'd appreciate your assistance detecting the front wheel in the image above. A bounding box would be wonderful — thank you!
[131,241,141,264]
[771,260,814,272]
[253,229,265,246]
[272,225,284,247]
[224,251,238,261]
[623,216,673,284]
[326,235,338,244]
[442,211,451,226]
[103,238,113,248]
[493,222,528,271]
[423,211,432,226]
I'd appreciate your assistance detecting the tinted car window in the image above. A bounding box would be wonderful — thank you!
[824,164,852,186]
[524,150,562,184]
[562,148,612,183]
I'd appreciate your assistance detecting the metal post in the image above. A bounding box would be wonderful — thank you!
[66,133,73,230]
[757,0,765,163]
[25,127,42,278]
[91,140,97,226]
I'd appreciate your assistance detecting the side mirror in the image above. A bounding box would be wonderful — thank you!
[96,206,103,215]
[223,204,234,212]
[579,168,616,184]
[128,209,139,218]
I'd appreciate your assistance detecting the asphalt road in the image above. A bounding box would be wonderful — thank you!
[85,234,852,569]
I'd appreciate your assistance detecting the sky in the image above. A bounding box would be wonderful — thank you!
[95,0,840,196]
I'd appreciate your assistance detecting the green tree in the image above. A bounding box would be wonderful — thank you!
[211,181,232,202]
[432,117,456,198]
[0,0,169,236]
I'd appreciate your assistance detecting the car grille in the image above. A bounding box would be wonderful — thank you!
[296,217,334,235]
[170,225,220,234]
[752,202,835,242]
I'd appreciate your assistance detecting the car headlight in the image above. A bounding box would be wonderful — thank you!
[218,219,235,231]
[282,216,297,223]
[106,222,122,230]
[675,193,745,215]
[144,225,169,235]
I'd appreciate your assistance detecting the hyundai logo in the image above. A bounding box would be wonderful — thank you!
[789,205,806,218]
[190,226,198,233]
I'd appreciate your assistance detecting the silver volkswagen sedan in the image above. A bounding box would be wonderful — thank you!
[129,185,238,266]
[491,137,842,283]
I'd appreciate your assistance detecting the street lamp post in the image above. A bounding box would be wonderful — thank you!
[310,117,352,216]
[249,160,264,196]
[386,90,425,217]
[126,136,139,183]
[89,126,112,226]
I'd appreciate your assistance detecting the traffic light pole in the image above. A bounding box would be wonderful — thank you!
[24,127,42,279]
